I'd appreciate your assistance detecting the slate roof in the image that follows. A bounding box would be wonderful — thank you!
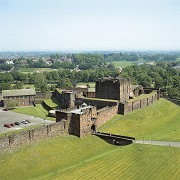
[2,89,36,97]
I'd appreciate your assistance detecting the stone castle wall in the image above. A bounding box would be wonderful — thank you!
[0,121,68,150]
[95,105,119,127]
[76,97,118,109]
[119,92,158,115]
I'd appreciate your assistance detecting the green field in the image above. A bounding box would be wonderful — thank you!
[19,67,57,74]
[44,97,61,108]
[12,104,55,121]
[0,136,179,180]
[0,99,179,179]
[99,99,180,141]
[112,61,135,68]
[77,82,95,88]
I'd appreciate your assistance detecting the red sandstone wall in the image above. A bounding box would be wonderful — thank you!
[0,121,68,150]
[122,92,158,115]
[95,106,118,127]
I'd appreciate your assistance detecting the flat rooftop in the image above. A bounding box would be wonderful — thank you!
[67,105,93,115]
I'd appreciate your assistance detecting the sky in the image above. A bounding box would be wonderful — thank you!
[0,0,180,51]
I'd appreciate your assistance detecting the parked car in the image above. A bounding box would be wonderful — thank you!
[10,123,15,127]
[15,122,20,126]
[21,120,28,124]
[26,120,31,123]
[3,108,8,111]
[4,124,11,128]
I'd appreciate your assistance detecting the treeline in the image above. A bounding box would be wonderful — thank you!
[0,68,118,92]
[104,52,179,62]
[0,64,13,71]
[0,62,179,98]
[121,62,179,98]
[1,52,180,72]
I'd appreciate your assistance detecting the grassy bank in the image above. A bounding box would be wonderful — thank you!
[0,98,179,179]
[99,99,180,141]
[0,135,179,180]
[12,104,55,121]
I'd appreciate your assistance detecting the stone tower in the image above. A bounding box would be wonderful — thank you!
[95,77,132,101]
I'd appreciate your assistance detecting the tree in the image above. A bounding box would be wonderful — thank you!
[39,84,49,92]
[34,73,47,91]
[0,83,11,91]
[13,82,23,89]
[57,78,73,89]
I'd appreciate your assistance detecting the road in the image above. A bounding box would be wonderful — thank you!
[134,140,180,147]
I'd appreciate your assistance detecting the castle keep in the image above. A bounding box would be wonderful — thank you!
[95,77,132,101]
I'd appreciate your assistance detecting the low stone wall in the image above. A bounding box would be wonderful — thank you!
[119,91,158,115]
[166,98,180,106]
[35,92,53,100]
[0,121,68,150]
[93,132,135,146]
[76,97,118,109]
[95,105,118,127]
[34,92,53,104]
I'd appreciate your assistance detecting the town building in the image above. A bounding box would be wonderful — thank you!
[2,89,36,107]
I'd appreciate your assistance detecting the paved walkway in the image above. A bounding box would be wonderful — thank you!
[133,140,180,147]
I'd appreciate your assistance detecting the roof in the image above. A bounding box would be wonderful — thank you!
[87,88,95,92]
[132,85,143,90]
[96,77,130,82]
[2,89,36,97]
[68,105,93,115]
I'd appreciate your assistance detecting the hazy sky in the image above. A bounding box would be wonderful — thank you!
[0,0,180,51]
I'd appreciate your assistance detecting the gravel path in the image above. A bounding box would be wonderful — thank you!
[134,140,180,147]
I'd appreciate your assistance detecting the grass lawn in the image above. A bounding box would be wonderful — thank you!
[77,82,95,88]
[112,61,135,68]
[44,96,61,108]
[99,99,180,141]
[22,84,35,89]
[19,67,57,74]
[12,104,55,121]
[0,135,179,180]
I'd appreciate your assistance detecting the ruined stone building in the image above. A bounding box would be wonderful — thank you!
[95,77,132,101]
[54,77,159,137]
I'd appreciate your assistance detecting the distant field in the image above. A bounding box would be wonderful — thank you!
[22,84,35,88]
[99,98,180,141]
[12,104,55,121]
[77,82,95,88]
[112,61,135,68]
[19,67,57,74]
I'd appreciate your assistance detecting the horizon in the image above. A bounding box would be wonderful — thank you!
[1,0,180,51]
